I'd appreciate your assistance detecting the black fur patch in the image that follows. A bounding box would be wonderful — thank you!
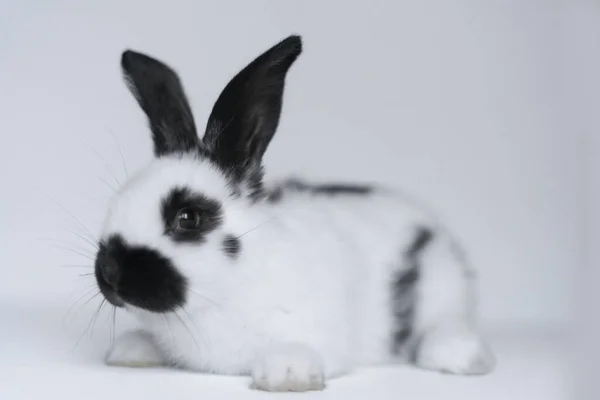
[222,235,241,259]
[406,228,433,258]
[202,36,302,197]
[121,50,202,157]
[392,226,434,355]
[310,184,373,195]
[266,186,284,203]
[266,179,374,203]
[120,35,302,199]
[95,234,187,312]
[161,187,223,243]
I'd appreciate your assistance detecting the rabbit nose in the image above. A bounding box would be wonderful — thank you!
[100,259,121,288]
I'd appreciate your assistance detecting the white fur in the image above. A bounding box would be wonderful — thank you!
[415,322,496,375]
[101,154,496,391]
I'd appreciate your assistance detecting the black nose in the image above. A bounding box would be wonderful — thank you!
[100,257,121,288]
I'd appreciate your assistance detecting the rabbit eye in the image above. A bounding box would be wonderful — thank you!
[162,188,223,243]
[175,208,201,230]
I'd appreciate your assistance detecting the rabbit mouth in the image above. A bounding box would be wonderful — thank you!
[94,234,188,313]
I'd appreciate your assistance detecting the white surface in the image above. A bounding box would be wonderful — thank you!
[0,298,568,400]
[0,0,574,329]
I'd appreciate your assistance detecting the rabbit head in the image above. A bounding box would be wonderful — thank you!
[94,36,302,312]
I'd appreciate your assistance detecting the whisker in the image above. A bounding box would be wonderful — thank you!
[187,289,225,310]
[236,215,280,239]
[61,264,93,268]
[38,238,96,255]
[65,290,101,326]
[107,127,129,179]
[52,246,95,260]
[111,306,117,347]
[162,315,176,348]
[93,173,118,193]
[43,194,99,244]
[66,281,97,295]
[88,145,121,188]
[88,298,107,339]
[187,289,248,327]
[181,307,211,351]
[173,310,202,355]
[62,225,98,249]
[71,296,102,353]
[63,286,98,321]
[64,227,99,250]
[180,307,199,331]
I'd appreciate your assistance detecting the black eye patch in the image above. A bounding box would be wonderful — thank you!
[161,187,223,243]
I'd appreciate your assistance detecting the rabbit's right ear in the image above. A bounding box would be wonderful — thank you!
[202,35,302,183]
[121,50,201,157]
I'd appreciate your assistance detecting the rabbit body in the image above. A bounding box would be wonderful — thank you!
[96,36,495,392]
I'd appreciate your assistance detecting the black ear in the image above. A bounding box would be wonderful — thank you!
[121,50,201,157]
[202,35,302,181]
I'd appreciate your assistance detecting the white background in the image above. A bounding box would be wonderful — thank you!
[569,1,600,399]
[0,1,592,398]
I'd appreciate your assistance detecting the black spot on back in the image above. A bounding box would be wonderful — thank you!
[265,178,374,203]
[392,226,435,355]
[310,184,373,195]
[406,228,433,258]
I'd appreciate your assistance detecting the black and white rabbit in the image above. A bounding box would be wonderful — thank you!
[95,35,495,392]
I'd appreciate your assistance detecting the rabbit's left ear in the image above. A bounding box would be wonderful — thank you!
[202,35,302,182]
[121,50,202,157]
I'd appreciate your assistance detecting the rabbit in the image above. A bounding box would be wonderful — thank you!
[94,34,496,392]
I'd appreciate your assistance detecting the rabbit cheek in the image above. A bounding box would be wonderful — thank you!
[95,234,187,313]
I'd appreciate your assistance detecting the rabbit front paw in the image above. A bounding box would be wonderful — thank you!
[251,343,326,392]
[105,330,165,368]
